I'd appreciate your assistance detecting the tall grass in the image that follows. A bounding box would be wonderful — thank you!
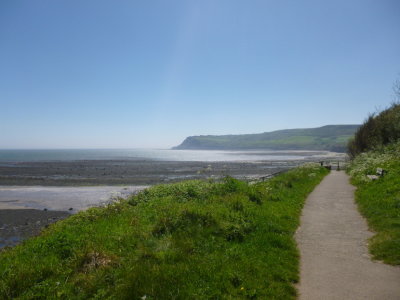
[0,164,328,299]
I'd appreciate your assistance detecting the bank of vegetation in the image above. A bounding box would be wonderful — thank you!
[347,102,400,158]
[0,164,328,299]
[347,102,400,265]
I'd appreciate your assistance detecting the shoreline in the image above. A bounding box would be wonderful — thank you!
[0,185,148,211]
[0,158,343,186]
[0,155,346,250]
[0,185,148,249]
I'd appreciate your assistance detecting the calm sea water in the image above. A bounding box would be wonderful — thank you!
[0,149,333,162]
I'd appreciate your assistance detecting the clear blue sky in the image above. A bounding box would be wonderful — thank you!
[1,0,399,149]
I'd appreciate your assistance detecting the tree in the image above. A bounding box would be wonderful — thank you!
[393,78,400,101]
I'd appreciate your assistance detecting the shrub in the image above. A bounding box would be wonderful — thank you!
[348,102,400,157]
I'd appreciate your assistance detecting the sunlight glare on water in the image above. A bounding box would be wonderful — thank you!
[0,149,333,162]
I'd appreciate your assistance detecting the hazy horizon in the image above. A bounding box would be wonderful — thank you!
[0,123,361,150]
[1,1,399,149]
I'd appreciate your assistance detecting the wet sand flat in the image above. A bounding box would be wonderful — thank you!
[0,185,148,211]
[0,159,321,186]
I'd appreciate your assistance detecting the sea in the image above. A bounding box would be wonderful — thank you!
[0,149,336,163]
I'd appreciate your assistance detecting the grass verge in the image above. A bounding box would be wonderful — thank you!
[0,164,328,299]
[347,141,400,265]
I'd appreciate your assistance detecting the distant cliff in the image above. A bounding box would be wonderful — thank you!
[173,125,360,152]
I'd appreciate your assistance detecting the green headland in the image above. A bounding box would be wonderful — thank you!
[174,125,359,152]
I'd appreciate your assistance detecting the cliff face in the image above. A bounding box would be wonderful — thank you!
[173,125,360,152]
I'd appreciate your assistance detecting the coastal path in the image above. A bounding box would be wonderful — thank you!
[295,171,400,299]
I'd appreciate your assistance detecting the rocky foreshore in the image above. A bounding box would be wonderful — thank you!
[0,209,70,249]
[0,159,306,186]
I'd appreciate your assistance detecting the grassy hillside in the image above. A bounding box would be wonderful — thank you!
[0,164,328,299]
[347,142,400,265]
[174,125,359,152]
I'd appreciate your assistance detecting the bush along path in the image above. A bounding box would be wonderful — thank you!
[295,171,400,300]
[0,164,327,299]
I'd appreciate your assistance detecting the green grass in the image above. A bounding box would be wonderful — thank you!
[347,142,400,265]
[0,164,328,299]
